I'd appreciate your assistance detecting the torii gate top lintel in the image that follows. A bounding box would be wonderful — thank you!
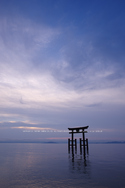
[68,126,89,133]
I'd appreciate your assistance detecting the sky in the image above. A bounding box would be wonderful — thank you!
[0,0,125,142]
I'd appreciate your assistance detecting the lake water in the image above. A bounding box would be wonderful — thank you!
[0,143,125,188]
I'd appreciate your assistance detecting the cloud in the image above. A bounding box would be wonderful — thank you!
[0,17,60,70]
[0,2,125,138]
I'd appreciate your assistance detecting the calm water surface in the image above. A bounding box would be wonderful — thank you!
[0,143,125,188]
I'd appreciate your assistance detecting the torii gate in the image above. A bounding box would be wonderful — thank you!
[68,126,89,154]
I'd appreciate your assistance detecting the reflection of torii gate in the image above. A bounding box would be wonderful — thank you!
[68,126,89,154]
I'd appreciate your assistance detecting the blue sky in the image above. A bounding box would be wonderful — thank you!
[0,0,125,142]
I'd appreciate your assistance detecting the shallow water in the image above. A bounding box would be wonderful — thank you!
[0,143,125,188]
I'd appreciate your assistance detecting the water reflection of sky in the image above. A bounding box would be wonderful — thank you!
[0,143,125,188]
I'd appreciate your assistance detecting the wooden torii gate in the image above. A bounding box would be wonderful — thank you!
[68,126,89,154]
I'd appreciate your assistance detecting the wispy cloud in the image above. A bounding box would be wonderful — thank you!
[0,1,125,141]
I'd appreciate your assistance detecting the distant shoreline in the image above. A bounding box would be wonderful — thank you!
[0,140,125,144]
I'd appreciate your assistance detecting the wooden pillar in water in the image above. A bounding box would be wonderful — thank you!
[71,130,74,155]
[86,138,88,154]
[68,138,70,153]
[75,139,77,153]
[80,138,82,154]
[82,131,85,155]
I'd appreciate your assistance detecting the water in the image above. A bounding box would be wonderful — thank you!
[0,143,125,188]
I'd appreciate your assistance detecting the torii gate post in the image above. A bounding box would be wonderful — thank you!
[68,129,77,155]
[68,126,89,155]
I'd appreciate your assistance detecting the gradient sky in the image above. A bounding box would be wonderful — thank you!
[0,0,125,142]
